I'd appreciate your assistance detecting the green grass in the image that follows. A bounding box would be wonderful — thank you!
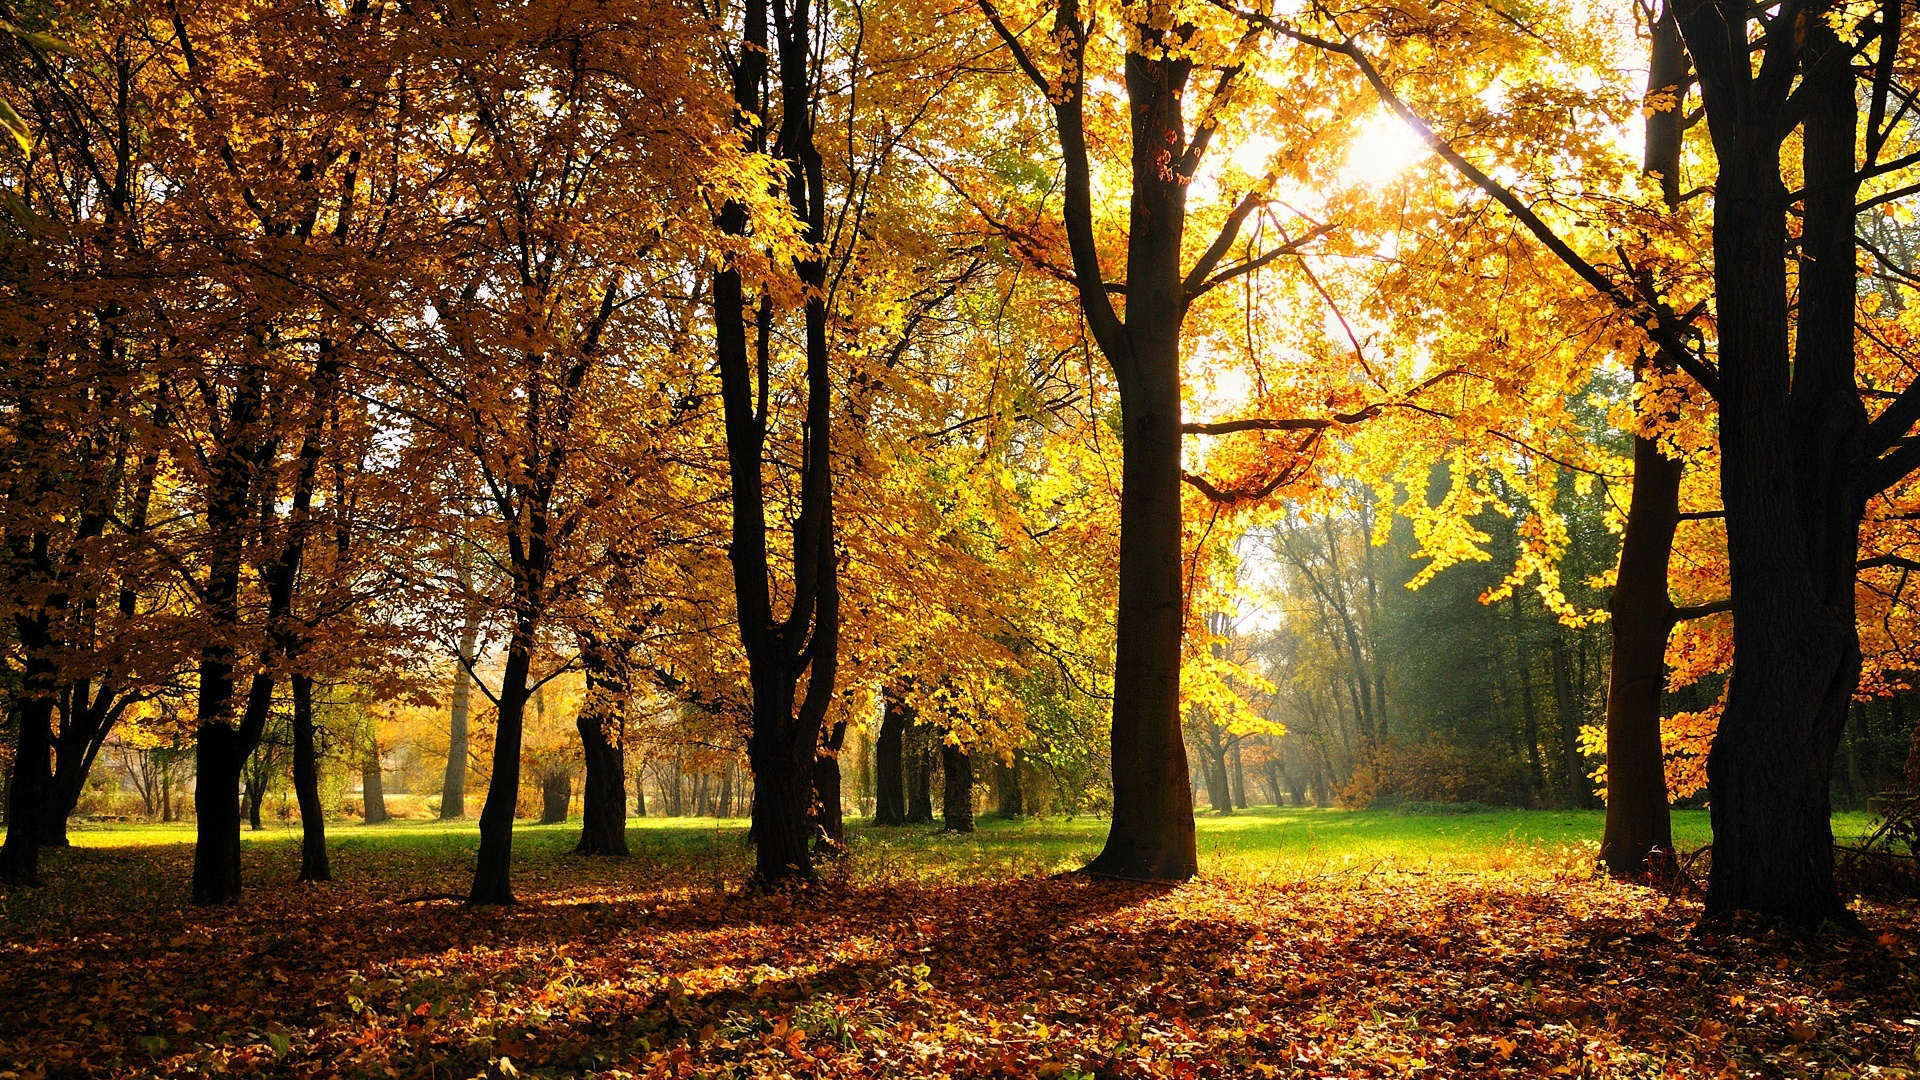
[50,804,1882,888]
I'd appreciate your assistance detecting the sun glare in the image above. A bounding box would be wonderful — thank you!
[1343,112,1427,188]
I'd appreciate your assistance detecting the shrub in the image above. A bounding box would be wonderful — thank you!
[1337,738,1529,809]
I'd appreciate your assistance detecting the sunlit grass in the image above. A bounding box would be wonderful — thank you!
[48,804,1881,894]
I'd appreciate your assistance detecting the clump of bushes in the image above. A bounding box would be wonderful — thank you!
[1337,738,1529,809]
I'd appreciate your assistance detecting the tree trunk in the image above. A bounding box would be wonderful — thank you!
[362,754,388,825]
[1078,44,1198,882]
[469,647,531,905]
[905,722,934,824]
[717,0,841,890]
[994,759,1024,817]
[1230,739,1249,809]
[0,687,54,886]
[632,759,647,818]
[540,769,570,825]
[874,690,908,825]
[441,604,481,820]
[1549,628,1588,808]
[1601,1,1686,877]
[1692,12,1863,927]
[574,699,628,856]
[814,720,848,855]
[941,740,974,833]
[192,721,252,905]
[292,673,329,882]
[244,768,266,831]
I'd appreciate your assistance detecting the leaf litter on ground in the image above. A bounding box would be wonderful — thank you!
[0,831,1916,1079]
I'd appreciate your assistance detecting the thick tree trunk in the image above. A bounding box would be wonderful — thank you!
[874,690,908,825]
[0,688,54,886]
[941,740,974,833]
[1601,436,1681,872]
[441,606,481,820]
[750,741,816,882]
[1678,6,1864,926]
[574,703,628,856]
[192,722,251,905]
[1230,739,1248,809]
[292,673,329,882]
[361,757,388,824]
[469,647,532,905]
[540,770,570,825]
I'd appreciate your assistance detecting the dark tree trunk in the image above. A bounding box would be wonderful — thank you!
[1670,0,1865,926]
[814,720,848,855]
[941,740,974,833]
[632,764,647,817]
[717,0,841,889]
[244,768,266,831]
[1549,629,1589,808]
[994,759,1024,817]
[470,647,532,904]
[905,722,934,824]
[292,673,329,882]
[1198,722,1233,815]
[874,690,908,825]
[540,769,570,825]
[0,685,54,886]
[194,708,263,905]
[992,5,1202,881]
[1601,2,1687,877]
[441,603,481,820]
[574,699,629,856]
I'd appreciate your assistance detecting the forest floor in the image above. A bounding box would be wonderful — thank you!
[0,808,1915,1079]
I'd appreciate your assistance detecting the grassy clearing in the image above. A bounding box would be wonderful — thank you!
[34,804,1883,900]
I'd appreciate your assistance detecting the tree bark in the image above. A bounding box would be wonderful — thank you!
[716,0,841,889]
[814,720,848,855]
[0,682,54,886]
[540,769,571,825]
[361,753,388,825]
[292,673,330,882]
[1601,0,1688,877]
[874,689,908,825]
[574,693,629,856]
[994,758,1024,817]
[469,645,531,904]
[941,739,974,833]
[905,721,934,824]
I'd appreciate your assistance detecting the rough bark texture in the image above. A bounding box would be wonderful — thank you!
[874,690,908,825]
[1675,0,1864,926]
[292,673,330,882]
[941,740,975,834]
[574,697,629,856]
